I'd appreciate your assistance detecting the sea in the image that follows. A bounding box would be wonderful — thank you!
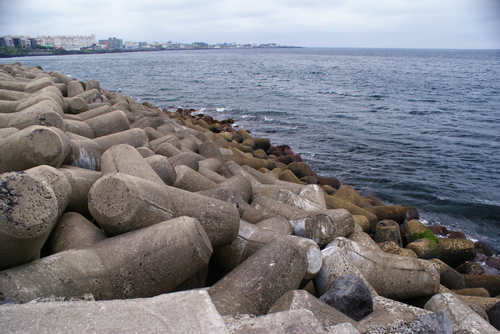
[11,47,500,252]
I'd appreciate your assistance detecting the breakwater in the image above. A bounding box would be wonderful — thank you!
[0,62,499,333]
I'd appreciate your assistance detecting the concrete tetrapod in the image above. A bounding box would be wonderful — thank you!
[0,125,70,173]
[0,289,230,334]
[0,216,213,302]
[268,290,365,331]
[328,237,440,300]
[314,245,379,298]
[100,144,166,185]
[212,220,293,273]
[0,101,65,131]
[208,235,318,316]
[88,172,240,246]
[47,212,108,254]
[63,133,103,171]
[0,165,71,271]
[425,293,499,334]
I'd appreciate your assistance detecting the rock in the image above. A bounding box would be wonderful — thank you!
[448,231,467,239]
[475,242,495,257]
[428,225,449,236]
[456,262,484,275]
[486,257,500,271]
[319,275,373,321]
[486,301,500,330]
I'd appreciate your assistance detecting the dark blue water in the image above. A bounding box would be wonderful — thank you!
[13,48,500,251]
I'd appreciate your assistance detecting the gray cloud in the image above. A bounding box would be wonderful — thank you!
[0,0,498,48]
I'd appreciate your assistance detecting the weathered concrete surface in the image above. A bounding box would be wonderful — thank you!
[0,289,229,334]
[0,125,70,173]
[88,172,240,246]
[268,289,365,331]
[0,217,212,302]
[0,165,70,271]
[425,292,499,334]
[208,236,309,316]
[329,237,440,300]
[223,309,327,334]
[47,212,107,254]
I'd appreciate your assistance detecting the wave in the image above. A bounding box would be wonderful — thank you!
[408,110,443,115]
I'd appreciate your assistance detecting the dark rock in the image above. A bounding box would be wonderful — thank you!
[448,231,467,239]
[404,206,420,221]
[486,257,500,271]
[474,252,488,262]
[486,301,500,330]
[316,176,341,189]
[277,155,298,165]
[300,176,319,184]
[287,162,316,178]
[427,225,449,236]
[475,242,495,257]
[266,146,280,156]
[455,262,484,275]
[319,275,373,321]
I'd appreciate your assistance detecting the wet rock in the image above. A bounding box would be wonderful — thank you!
[448,231,467,239]
[428,225,449,236]
[485,257,500,271]
[456,262,484,275]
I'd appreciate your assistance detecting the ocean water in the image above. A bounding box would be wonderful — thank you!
[12,48,500,251]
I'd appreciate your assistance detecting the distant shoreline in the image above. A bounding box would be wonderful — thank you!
[0,46,303,59]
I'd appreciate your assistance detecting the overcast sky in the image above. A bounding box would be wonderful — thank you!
[1,0,499,49]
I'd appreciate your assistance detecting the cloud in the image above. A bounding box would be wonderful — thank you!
[0,0,499,48]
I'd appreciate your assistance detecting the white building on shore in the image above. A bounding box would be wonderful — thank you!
[0,35,96,50]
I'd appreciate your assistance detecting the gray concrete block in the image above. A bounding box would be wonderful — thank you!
[224,309,327,334]
[0,289,229,334]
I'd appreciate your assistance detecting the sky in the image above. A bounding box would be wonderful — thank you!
[1,0,499,49]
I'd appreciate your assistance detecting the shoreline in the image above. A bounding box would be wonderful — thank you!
[0,61,499,332]
[0,45,303,59]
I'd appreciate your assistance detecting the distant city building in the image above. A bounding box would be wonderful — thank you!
[1,34,296,53]
[106,37,123,49]
[0,34,96,50]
